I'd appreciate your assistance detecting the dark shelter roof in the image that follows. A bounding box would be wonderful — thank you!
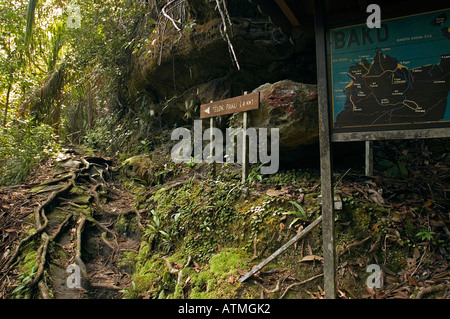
[250,0,450,43]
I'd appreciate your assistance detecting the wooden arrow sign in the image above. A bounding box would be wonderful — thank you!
[200,92,260,119]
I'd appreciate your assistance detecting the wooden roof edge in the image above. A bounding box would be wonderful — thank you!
[249,0,315,44]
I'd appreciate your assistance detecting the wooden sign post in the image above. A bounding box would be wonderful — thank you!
[242,92,249,183]
[314,0,336,299]
[210,114,216,178]
[200,92,260,182]
[242,109,249,183]
[365,141,373,177]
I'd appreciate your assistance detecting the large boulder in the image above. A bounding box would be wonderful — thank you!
[127,9,316,126]
[250,80,319,148]
[228,80,319,168]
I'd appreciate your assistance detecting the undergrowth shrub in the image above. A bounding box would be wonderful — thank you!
[0,117,58,186]
[82,114,156,157]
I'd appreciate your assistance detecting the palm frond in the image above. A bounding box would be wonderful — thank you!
[24,0,38,53]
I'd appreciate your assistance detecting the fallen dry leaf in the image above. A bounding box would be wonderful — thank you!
[430,219,445,227]
[347,267,358,278]
[391,211,403,222]
[423,199,433,208]
[365,285,375,297]
[368,189,385,205]
[408,275,418,286]
[173,262,183,269]
[193,260,202,273]
[183,276,191,287]
[407,257,416,270]
[266,188,288,197]
[300,255,324,262]
[236,269,247,276]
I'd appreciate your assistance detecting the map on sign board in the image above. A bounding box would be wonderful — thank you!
[329,8,450,132]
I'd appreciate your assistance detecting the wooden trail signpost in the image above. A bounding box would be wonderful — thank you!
[200,92,259,119]
[200,92,260,182]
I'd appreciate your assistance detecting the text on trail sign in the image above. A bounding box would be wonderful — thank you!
[200,92,260,118]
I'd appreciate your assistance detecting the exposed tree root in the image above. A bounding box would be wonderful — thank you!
[4,172,76,270]
[253,278,282,294]
[415,283,446,299]
[75,216,89,281]
[51,213,73,241]
[38,280,51,299]
[29,233,50,288]
[279,273,324,299]
[90,282,122,291]
[162,255,192,286]
[340,235,372,256]
[2,155,133,299]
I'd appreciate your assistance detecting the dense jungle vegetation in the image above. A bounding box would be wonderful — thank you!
[0,0,448,300]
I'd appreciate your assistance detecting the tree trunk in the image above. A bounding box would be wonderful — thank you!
[3,81,12,128]
[86,80,94,130]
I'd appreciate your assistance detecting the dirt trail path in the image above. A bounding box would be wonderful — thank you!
[0,149,141,299]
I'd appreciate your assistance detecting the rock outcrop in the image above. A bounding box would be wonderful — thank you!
[250,80,319,148]
[126,1,316,126]
[228,79,319,167]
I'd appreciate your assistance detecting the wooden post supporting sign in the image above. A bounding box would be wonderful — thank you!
[210,115,216,178]
[242,92,249,184]
[365,141,373,177]
[314,0,337,299]
[200,92,260,182]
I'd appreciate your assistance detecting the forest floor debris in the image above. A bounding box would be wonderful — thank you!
[1,139,449,299]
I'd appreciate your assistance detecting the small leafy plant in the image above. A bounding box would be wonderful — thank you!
[11,264,39,298]
[378,157,409,179]
[415,229,436,241]
[144,210,172,253]
[246,163,264,184]
[283,200,307,228]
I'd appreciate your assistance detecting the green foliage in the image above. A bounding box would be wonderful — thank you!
[83,117,114,152]
[283,200,307,228]
[0,117,59,186]
[174,180,243,260]
[11,264,38,299]
[82,114,141,155]
[209,248,250,278]
[265,169,315,187]
[415,229,436,241]
[140,175,244,261]
[246,163,263,184]
[378,157,409,179]
[24,0,38,54]
[143,210,173,253]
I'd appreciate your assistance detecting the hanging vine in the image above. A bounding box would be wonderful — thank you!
[215,0,240,70]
